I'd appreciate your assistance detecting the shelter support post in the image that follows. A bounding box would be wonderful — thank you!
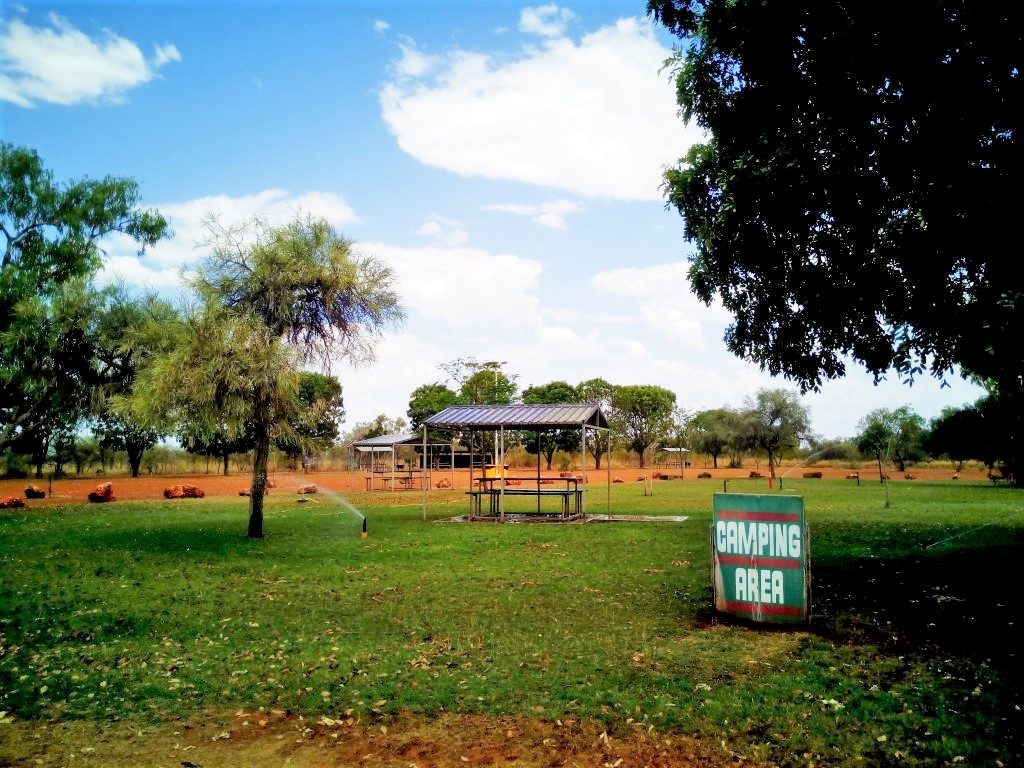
[422,425,428,521]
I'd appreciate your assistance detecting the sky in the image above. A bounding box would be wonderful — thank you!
[0,0,987,440]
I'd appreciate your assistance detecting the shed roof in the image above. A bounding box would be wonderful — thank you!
[350,432,419,450]
[425,403,609,431]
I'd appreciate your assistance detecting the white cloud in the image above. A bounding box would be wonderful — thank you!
[414,215,469,246]
[519,4,575,37]
[393,38,438,78]
[373,19,391,34]
[364,242,543,335]
[0,12,181,107]
[484,198,585,229]
[380,17,703,201]
[152,42,181,67]
[100,189,360,288]
[591,262,733,349]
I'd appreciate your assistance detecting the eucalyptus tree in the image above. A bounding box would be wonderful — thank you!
[691,407,740,469]
[855,406,926,481]
[93,287,177,477]
[521,380,580,470]
[124,215,403,538]
[276,371,345,471]
[0,143,167,453]
[740,389,812,479]
[576,377,617,469]
[609,385,676,468]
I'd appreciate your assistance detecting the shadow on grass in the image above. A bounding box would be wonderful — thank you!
[810,537,1024,762]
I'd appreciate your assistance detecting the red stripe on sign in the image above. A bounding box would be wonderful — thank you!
[725,601,804,617]
[718,555,801,568]
[717,510,801,522]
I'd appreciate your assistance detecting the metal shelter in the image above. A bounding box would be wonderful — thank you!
[420,403,611,521]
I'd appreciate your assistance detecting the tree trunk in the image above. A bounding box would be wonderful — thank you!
[712,452,719,469]
[248,426,271,539]
[223,449,230,476]
[767,450,776,478]
[545,449,555,471]
[127,443,144,478]
[876,455,885,483]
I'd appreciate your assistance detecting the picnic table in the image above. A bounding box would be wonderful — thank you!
[364,467,427,491]
[466,475,586,518]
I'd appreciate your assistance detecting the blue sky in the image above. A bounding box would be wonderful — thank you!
[1,1,986,439]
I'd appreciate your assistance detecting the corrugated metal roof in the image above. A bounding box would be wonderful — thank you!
[350,432,419,448]
[425,403,609,430]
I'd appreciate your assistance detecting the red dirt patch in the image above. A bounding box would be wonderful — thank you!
[0,465,992,508]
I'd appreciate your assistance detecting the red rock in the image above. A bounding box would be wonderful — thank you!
[0,497,25,509]
[697,471,712,479]
[164,485,205,499]
[748,471,763,479]
[297,484,317,494]
[24,485,45,499]
[802,471,823,479]
[88,483,115,503]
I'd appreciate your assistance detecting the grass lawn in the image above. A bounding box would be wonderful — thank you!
[1,478,1022,766]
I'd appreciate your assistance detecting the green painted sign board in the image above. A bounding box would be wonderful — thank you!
[711,493,810,623]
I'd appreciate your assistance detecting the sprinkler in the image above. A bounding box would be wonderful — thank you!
[361,517,368,539]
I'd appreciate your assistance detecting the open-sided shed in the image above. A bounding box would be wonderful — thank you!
[421,403,611,521]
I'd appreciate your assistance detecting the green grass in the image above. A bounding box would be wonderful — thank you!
[2,478,1022,766]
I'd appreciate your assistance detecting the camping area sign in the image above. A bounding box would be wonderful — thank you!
[712,493,810,623]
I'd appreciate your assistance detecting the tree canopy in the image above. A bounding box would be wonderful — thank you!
[649,0,1023,480]
[124,215,403,537]
[521,380,581,470]
[609,384,676,468]
[0,143,167,452]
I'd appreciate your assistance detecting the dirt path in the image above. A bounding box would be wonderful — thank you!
[1,464,987,507]
[2,712,734,767]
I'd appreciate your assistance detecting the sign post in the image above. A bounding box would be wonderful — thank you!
[711,493,809,624]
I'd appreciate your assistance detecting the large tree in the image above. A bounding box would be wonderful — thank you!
[739,389,811,479]
[855,406,926,481]
[92,288,176,477]
[407,382,458,433]
[0,143,167,453]
[125,215,403,538]
[521,380,581,470]
[691,407,741,469]
[609,385,676,468]
[276,371,345,471]
[576,377,617,469]
[650,1,1023,482]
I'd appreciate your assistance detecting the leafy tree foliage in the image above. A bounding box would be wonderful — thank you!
[92,288,177,477]
[125,215,402,537]
[407,383,458,433]
[691,407,741,469]
[0,143,166,452]
[609,385,676,468]
[179,422,257,476]
[738,389,811,478]
[276,371,345,470]
[521,380,581,470]
[576,377,617,469]
[650,1,1023,482]
[856,406,926,481]
[925,406,985,473]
